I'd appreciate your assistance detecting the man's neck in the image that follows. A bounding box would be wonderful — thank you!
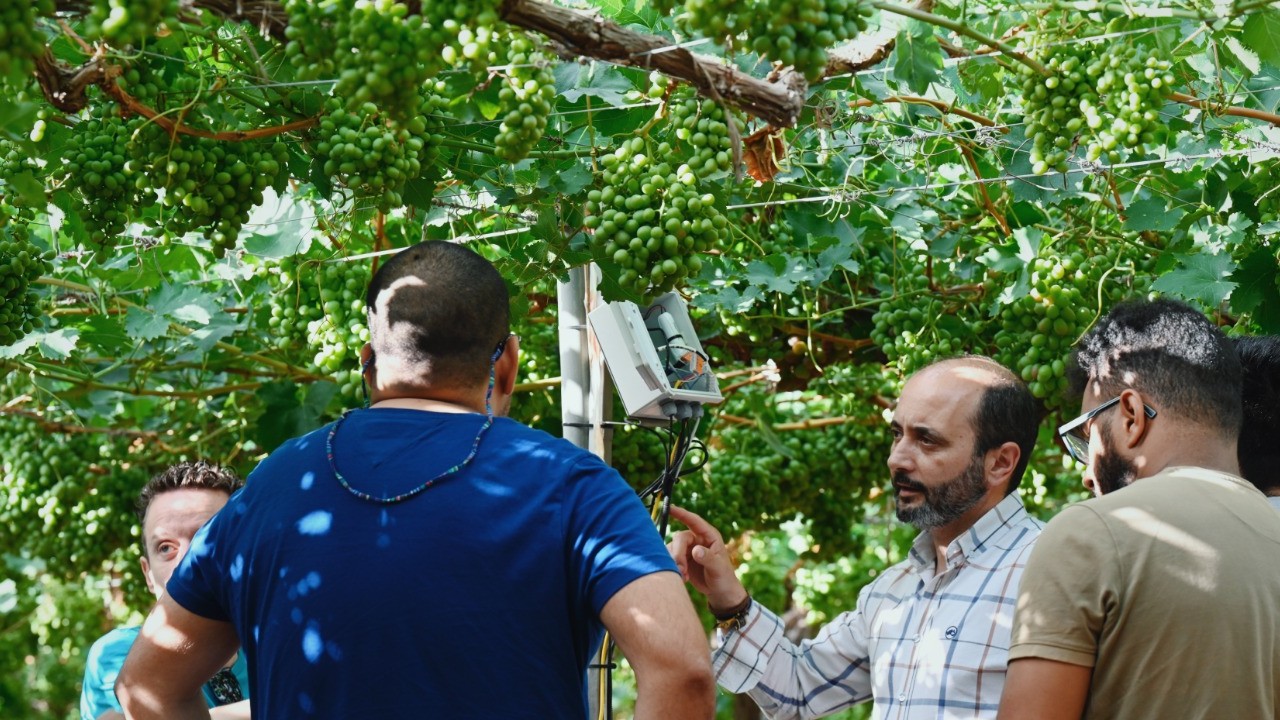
[927,494,1005,576]
[370,396,483,414]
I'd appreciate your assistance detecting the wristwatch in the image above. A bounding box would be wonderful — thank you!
[712,595,753,633]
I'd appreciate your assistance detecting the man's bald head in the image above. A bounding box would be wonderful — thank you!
[913,355,1038,493]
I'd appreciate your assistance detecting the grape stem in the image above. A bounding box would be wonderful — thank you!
[869,0,1050,75]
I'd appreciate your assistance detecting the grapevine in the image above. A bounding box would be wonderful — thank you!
[870,255,982,376]
[130,123,290,255]
[655,0,871,81]
[83,0,176,46]
[0,0,53,82]
[314,91,446,212]
[0,223,49,346]
[493,36,556,164]
[583,89,738,297]
[261,254,372,403]
[62,109,148,246]
[1020,41,1175,174]
[991,240,1154,408]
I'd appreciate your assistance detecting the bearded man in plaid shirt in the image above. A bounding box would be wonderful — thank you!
[670,356,1043,719]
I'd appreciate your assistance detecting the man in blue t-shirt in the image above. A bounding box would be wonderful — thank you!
[117,241,715,719]
[80,462,250,720]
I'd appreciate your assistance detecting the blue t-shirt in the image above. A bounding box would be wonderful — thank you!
[167,409,677,719]
[80,625,250,719]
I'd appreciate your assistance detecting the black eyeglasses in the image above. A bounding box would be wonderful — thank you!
[1057,396,1158,464]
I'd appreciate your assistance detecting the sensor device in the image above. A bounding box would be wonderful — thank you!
[588,292,723,423]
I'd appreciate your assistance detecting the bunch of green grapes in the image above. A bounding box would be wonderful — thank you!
[1,136,42,210]
[0,223,50,346]
[870,262,980,375]
[506,310,560,433]
[493,36,556,163]
[654,0,871,81]
[666,89,741,177]
[0,0,53,81]
[583,136,726,296]
[0,416,148,577]
[683,402,891,557]
[992,243,1154,408]
[285,0,498,121]
[83,0,175,45]
[1020,42,1175,174]
[261,255,372,403]
[130,123,290,255]
[610,424,671,490]
[62,109,148,245]
[314,91,445,211]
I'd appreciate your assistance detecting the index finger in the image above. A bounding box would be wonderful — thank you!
[669,505,722,544]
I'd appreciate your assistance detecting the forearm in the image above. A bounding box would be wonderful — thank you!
[716,604,870,720]
[117,688,211,720]
[633,664,716,720]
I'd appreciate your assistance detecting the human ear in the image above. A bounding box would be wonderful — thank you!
[1117,388,1152,449]
[986,441,1020,493]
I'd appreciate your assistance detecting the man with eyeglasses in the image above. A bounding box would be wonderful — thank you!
[117,241,715,719]
[998,298,1280,720]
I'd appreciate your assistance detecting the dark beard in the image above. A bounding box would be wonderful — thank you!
[1094,422,1138,495]
[894,454,989,530]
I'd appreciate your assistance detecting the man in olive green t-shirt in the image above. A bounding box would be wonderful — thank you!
[997,299,1280,720]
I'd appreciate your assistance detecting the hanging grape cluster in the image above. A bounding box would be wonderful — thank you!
[261,255,372,403]
[870,257,982,375]
[130,123,290,256]
[682,375,894,557]
[0,416,148,578]
[284,0,499,121]
[0,0,53,81]
[62,109,148,245]
[83,0,175,45]
[583,90,739,296]
[991,242,1154,408]
[653,0,871,81]
[493,36,556,163]
[0,224,49,346]
[1021,42,1175,174]
[315,91,446,212]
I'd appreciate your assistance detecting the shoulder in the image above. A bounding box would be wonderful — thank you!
[492,418,620,477]
[85,625,141,670]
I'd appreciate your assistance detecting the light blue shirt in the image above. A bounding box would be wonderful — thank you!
[80,625,250,719]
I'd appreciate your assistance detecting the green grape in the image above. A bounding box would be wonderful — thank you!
[1247,159,1280,223]
[314,89,446,212]
[284,0,499,121]
[130,122,290,256]
[82,0,175,45]
[1019,41,1175,174]
[0,416,149,579]
[869,255,980,376]
[61,108,149,245]
[654,0,872,81]
[0,0,53,81]
[681,364,895,555]
[582,90,739,297]
[0,222,50,346]
[991,241,1154,409]
[493,36,555,163]
[260,253,372,404]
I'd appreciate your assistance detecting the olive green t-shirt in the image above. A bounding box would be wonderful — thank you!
[1009,466,1280,719]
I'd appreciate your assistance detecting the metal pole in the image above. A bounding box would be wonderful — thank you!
[558,267,589,451]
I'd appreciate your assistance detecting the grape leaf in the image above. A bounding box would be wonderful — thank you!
[1150,251,1237,308]
[78,315,132,355]
[1124,197,1184,232]
[1242,10,1280,69]
[124,307,170,342]
[890,24,944,95]
[1229,245,1280,321]
[151,284,220,326]
[555,62,635,106]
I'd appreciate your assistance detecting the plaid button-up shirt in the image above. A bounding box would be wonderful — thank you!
[713,493,1043,720]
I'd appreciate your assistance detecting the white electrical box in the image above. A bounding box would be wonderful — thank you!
[588,292,723,423]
